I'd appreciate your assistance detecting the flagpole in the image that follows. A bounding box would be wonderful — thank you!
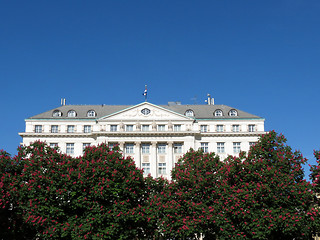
[144,85,147,102]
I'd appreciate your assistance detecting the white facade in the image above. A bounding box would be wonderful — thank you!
[19,101,265,179]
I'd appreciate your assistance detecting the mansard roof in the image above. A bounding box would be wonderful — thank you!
[28,102,263,120]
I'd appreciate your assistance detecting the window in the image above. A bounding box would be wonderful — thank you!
[67,110,76,117]
[214,109,223,117]
[108,143,117,150]
[142,163,150,175]
[87,110,96,117]
[52,110,62,117]
[217,142,225,153]
[50,143,58,148]
[185,109,194,117]
[158,163,166,175]
[157,125,165,131]
[200,125,208,132]
[248,124,256,132]
[174,143,182,154]
[158,144,166,154]
[249,142,256,147]
[216,125,224,132]
[125,143,134,154]
[126,125,133,131]
[229,109,238,116]
[142,125,149,131]
[67,125,75,133]
[51,125,58,133]
[174,125,181,131]
[84,125,91,133]
[141,144,150,154]
[233,142,241,153]
[83,143,90,151]
[34,125,42,133]
[66,143,74,154]
[200,142,208,153]
[232,125,240,132]
[141,108,151,115]
[110,125,117,132]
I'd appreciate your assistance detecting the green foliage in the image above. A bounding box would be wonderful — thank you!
[1,131,320,239]
[0,142,149,239]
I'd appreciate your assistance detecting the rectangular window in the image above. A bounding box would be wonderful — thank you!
[108,143,117,150]
[142,125,149,131]
[66,143,74,154]
[51,125,58,133]
[50,143,58,148]
[110,125,117,132]
[125,143,134,154]
[157,125,165,131]
[174,125,181,131]
[84,125,91,133]
[67,125,75,133]
[216,125,224,132]
[157,144,166,154]
[142,163,150,175]
[35,125,42,133]
[232,125,240,132]
[249,142,256,147]
[83,143,90,151]
[158,163,166,175]
[174,143,182,154]
[126,125,134,131]
[233,142,241,153]
[248,125,256,132]
[217,142,225,153]
[200,125,208,132]
[200,142,208,153]
[141,144,150,154]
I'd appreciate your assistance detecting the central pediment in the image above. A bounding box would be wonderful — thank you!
[98,102,192,121]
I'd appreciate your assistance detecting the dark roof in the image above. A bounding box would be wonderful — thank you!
[29,103,263,120]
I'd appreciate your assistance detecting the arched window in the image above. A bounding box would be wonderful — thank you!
[52,110,62,117]
[185,109,194,117]
[214,109,223,117]
[229,109,238,117]
[67,110,77,117]
[87,110,96,117]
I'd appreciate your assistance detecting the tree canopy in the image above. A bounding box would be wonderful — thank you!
[1,131,320,239]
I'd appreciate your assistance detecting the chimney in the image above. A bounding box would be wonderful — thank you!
[206,94,215,105]
[61,98,66,106]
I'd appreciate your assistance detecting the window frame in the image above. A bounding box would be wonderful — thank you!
[83,125,91,133]
[141,144,150,154]
[200,142,209,153]
[67,110,77,117]
[158,163,166,175]
[66,143,74,154]
[67,125,75,133]
[110,125,118,132]
[125,143,134,154]
[157,144,166,154]
[233,142,241,153]
[217,142,225,153]
[35,125,42,133]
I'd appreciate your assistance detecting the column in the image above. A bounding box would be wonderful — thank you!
[134,141,141,169]
[151,142,157,178]
[167,141,173,178]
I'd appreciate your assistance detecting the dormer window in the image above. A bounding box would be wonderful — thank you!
[214,109,223,117]
[67,110,77,117]
[185,109,194,117]
[52,110,62,117]
[229,109,238,117]
[87,110,96,117]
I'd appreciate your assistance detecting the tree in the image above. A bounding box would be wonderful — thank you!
[155,149,223,239]
[216,131,318,239]
[1,142,150,239]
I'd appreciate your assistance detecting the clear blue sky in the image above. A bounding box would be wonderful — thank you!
[1,1,319,179]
